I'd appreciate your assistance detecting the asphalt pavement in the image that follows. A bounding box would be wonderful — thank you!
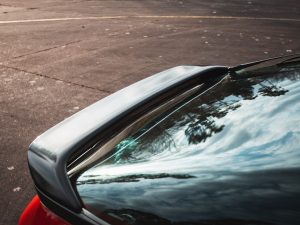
[0,0,299,224]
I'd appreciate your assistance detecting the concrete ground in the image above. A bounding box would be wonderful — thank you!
[0,0,299,224]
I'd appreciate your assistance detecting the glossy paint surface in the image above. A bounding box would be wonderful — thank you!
[19,195,70,225]
[28,65,225,213]
[77,67,300,225]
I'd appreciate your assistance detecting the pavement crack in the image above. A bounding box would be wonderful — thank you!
[12,40,82,60]
[0,3,13,7]
[0,64,111,94]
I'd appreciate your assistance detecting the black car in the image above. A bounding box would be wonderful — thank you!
[20,55,300,225]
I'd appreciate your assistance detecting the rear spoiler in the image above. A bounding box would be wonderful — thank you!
[28,65,228,224]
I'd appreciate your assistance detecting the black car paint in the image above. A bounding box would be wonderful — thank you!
[76,68,300,225]
[28,65,228,225]
[27,55,300,225]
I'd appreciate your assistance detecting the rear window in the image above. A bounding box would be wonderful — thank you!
[76,68,300,225]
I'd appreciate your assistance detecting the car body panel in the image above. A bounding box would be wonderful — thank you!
[21,55,300,225]
[27,65,228,224]
[19,195,70,225]
[76,68,300,225]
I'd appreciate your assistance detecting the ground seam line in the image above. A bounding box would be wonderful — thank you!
[0,64,111,94]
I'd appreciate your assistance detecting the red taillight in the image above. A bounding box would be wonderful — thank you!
[19,195,71,225]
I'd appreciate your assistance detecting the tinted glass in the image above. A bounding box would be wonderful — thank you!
[76,67,300,225]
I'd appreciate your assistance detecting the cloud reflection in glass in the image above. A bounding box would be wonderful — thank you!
[77,70,300,225]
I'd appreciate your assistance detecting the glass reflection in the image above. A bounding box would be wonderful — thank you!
[77,68,300,225]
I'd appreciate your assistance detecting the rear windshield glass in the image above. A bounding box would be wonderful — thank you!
[76,67,300,225]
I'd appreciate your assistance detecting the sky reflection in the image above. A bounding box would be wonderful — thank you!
[77,70,300,225]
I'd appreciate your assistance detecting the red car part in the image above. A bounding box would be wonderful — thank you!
[19,195,70,225]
